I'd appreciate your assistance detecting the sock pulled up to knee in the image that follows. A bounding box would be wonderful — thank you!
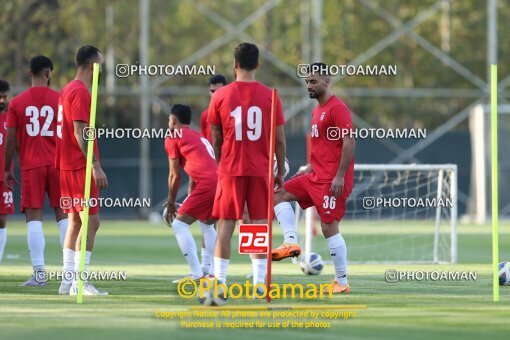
[274,202,298,244]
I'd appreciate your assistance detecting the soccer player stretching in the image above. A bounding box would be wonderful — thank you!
[164,104,217,283]
[5,56,68,286]
[56,45,108,295]
[0,79,14,264]
[272,63,355,294]
[208,42,286,287]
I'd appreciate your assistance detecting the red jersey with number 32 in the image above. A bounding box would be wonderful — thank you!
[309,95,354,185]
[6,87,60,170]
[55,80,99,171]
[207,81,284,176]
[165,126,217,182]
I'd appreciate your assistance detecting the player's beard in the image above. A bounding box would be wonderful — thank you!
[308,90,318,99]
[0,102,5,111]
[47,78,51,86]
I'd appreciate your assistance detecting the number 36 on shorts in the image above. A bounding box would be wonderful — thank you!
[323,195,336,209]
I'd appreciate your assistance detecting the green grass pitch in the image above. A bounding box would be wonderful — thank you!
[0,219,509,340]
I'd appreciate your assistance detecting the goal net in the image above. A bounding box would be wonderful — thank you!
[294,164,458,264]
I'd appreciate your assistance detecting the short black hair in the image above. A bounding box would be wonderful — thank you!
[0,79,10,93]
[309,62,330,77]
[208,74,227,86]
[76,45,101,67]
[234,43,259,71]
[170,104,191,125]
[30,55,54,76]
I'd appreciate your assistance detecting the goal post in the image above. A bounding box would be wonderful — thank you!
[295,164,458,264]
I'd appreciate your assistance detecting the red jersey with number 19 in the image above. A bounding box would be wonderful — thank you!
[309,95,354,185]
[207,81,284,176]
[6,87,60,170]
[55,79,99,170]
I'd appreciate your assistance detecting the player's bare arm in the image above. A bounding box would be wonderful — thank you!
[188,178,195,196]
[211,124,222,164]
[165,157,181,222]
[3,127,18,190]
[73,120,108,190]
[330,136,355,198]
[291,163,312,179]
[274,125,286,192]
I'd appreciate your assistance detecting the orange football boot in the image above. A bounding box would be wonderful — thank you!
[271,243,301,261]
[323,281,351,294]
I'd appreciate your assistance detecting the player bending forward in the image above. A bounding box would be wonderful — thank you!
[208,42,286,289]
[5,56,68,286]
[164,104,217,283]
[272,63,355,294]
[56,45,108,296]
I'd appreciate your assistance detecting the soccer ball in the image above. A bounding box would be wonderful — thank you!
[273,155,290,178]
[197,278,229,306]
[499,261,510,286]
[162,203,181,227]
[300,252,324,275]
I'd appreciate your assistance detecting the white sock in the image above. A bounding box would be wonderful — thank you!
[62,248,75,284]
[327,233,348,285]
[199,222,217,274]
[57,219,68,248]
[213,257,229,283]
[74,251,92,282]
[275,202,298,244]
[172,219,202,277]
[27,221,45,270]
[201,247,209,271]
[251,258,267,285]
[0,228,6,263]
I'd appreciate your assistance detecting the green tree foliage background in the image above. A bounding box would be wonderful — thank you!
[0,0,508,134]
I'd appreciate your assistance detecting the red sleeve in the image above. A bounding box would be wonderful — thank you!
[207,93,221,126]
[330,105,353,131]
[6,100,18,128]
[165,137,180,159]
[275,93,285,125]
[70,88,91,122]
[200,110,208,137]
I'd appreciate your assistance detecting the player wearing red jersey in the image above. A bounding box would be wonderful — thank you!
[197,75,226,273]
[0,79,13,265]
[4,56,68,286]
[55,46,108,296]
[200,74,227,143]
[208,43,287,287]
[272,63,355,294]
[164,104,218,283]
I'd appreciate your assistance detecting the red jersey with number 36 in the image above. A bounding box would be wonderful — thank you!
[200,108,212,143]
[55,80,99,171]
[6,87,60,170]
[309,95,354,185]
[165,126,217,182]
[207,81,284,176]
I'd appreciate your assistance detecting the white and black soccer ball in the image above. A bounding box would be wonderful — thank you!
[273,155,290,178]
[162,203,181,227]
[197,278,229,306]
[300,252,324,275]
[499,261,510,286]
